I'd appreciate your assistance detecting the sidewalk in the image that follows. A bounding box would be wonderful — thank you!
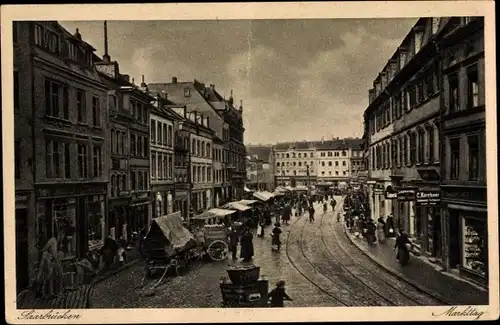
[343,228,489,305]
[91,242,144,285]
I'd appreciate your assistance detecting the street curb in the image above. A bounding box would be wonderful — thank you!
[342,229,453,305]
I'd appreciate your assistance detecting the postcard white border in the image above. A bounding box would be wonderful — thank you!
[2,1,498,323]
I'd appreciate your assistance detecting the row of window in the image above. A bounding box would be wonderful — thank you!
[44,78,101,126]
[131,99,149,125]
[447,64,481,114]
[213,148,228,163]
[45,139,102,179]
[191,138,212,159]
[319,161,348,167]
[371,63,439,135]
[33,23,93,66]
[110,129,149,158]
[319,151,347,157]
[448,133,482,182]
[276,152,315,159]
[320,171,348,176]
[214,169,230,184]
[192,164,212,184]
[151,152,174,180]
[150,120,174,147]
[279,170,314,176]
[110,170,149,197]
[370,18,443,103]
[371,124,437,170]
[276,161,314,167]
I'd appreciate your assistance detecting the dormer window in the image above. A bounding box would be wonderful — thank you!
[414,32,423,54]
[47,31,60,53]
[33,24,44,46]
[399,51,407,70]
[432,17,441,34]
[68,42,78,61]
[184,88,191,97]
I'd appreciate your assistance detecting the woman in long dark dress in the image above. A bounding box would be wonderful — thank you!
[268,280,293,307]
[240,228,254,262]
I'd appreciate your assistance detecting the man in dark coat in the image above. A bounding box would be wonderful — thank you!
[308,205,315,223]
[268,280,293,307]
[228,228,239,260]
[240,227,254,262]
[282,203,292,225]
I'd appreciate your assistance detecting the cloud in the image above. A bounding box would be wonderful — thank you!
[59,18,416,144]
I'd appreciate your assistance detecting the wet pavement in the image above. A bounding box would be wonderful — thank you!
[343,213,489,305]
[90,196,476,308]
[89,208,335,308]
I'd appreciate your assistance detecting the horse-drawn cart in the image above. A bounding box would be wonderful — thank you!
[139,212,198,289]
[191,208,238,261]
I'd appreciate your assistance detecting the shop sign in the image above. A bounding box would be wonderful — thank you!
[366,180,376,185]
[385,186,397,200]
[397,189,416,201]
[416,190,441,206]
[442,186,487,203]
[15,194,29,202]
[373,188,384,195]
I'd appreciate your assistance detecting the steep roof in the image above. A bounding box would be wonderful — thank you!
[246,145,272,162]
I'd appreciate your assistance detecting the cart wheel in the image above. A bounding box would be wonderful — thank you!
[207,240,229,261]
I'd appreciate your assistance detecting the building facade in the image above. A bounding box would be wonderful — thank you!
[148,79,237,204]
[273,142,317,187]
[14,21,37,293]
[246,145,274,191]
[365,18,444,258]
[348,139,366,181]
[19,22,109,280]
[212,137,225,206]
[149,94,176,219]
[438,17,487,285]
[245,155,266,191]
[316,139,351,189]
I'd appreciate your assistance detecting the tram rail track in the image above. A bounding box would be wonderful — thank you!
[324,197,450,306]
[319,197,445,306]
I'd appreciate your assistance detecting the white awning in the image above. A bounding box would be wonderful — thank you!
[222,202,251,212]
[238,200,259,206]
[244,186,254,192]
[253,191,274,202]
[193,208,237,220]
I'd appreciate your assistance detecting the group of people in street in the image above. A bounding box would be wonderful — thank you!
[342,189,414,265]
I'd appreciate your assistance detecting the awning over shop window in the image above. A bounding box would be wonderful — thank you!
[237,199,259,206]
[253,191,275,202]
[285,186,294,191]
[274,186,290,193]
[292,185,309,192]
[221,202,251,212]
[272,192,285,196]
[244,186,254,193]
[192,208,237,220]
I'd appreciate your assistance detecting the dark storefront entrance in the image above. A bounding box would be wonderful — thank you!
[449,209,461,270]
[16,208,29,294]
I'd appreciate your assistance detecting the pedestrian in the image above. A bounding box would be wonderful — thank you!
[366,219,377,245]
[271,222,282,251]
[323,201,328,214]
[268,280,293,307]
[240,227,254,262]
[228,228,239,260]
[377,217,386,244]
[385,214,395,238]
[33,238,64,299]
[394,229,412,265]
[282,203,292,225]
[308,205,315,223]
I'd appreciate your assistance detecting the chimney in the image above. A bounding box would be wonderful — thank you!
[228,89,234,105]
[206,116,210,128]
[74,28,82,40]
[103,21,110,62]
[132,77,135,85]
[239,100,243,112]
[172,77,178,84]
[140,75,147,88]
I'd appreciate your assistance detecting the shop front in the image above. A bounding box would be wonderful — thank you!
[35,183,107,260]
[415,189,443,263]
[15,191,37,294]
[442,185,488,286]
[129,192,151,240]
[108,196,131,241]
[174,188,189,220]
[395,187,417,234]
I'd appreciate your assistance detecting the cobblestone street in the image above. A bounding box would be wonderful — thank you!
[90,197,450,308]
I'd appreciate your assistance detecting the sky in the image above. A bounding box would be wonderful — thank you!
[60,19,417,145]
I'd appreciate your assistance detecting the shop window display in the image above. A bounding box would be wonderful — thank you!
[88,195,105,251]
[462,217,486,276]
[53,198,77,259]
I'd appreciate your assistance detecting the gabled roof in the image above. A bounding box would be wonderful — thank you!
[246,145,272,162]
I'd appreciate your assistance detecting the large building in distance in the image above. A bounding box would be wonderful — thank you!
[316,139,351,190]
[273,141,317,187]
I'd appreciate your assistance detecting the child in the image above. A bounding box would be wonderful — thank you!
[268,280,293,307]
